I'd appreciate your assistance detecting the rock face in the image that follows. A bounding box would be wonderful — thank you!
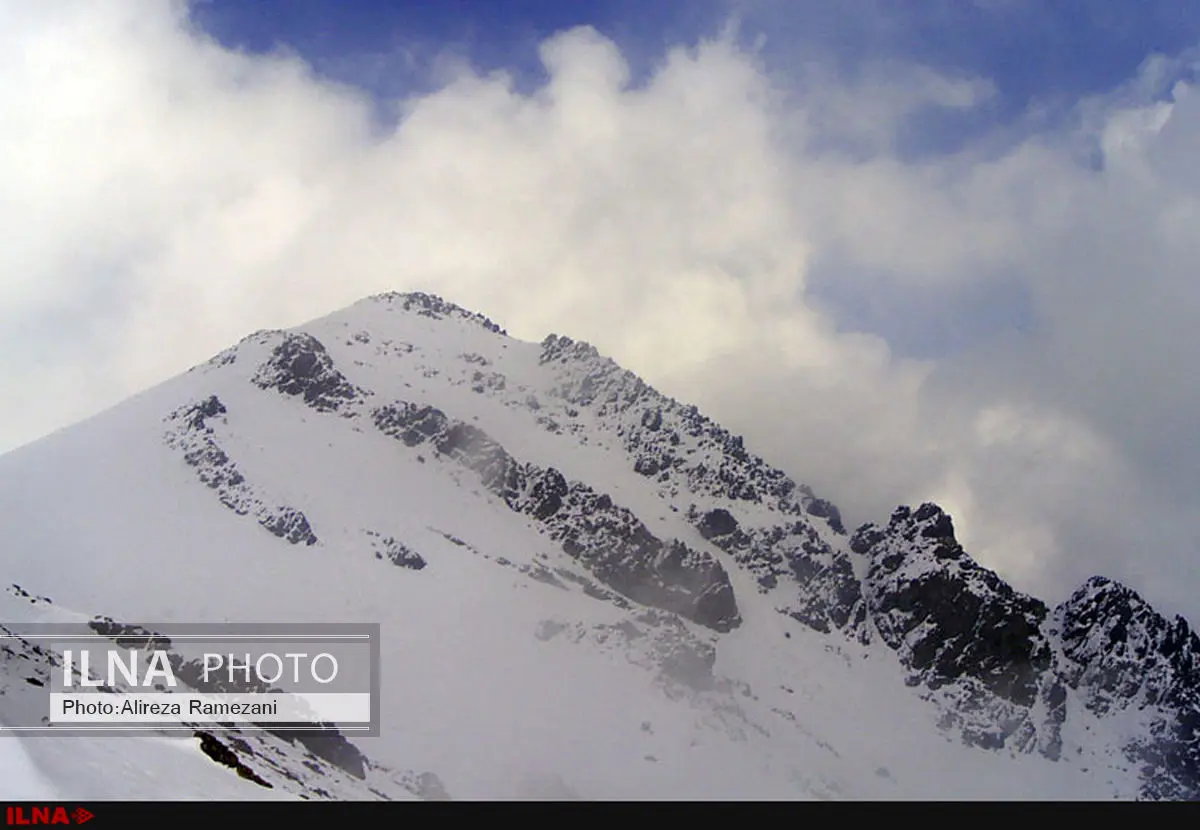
[252,333,364,413]
[195,731,274,788]
[855,504,1051,708]
[374,291,508,335]
[851,504,1061,755]
[693,506,865,636]
[539,335,840,521]
[535,333,864,637]
[1054,577,1200,800]
[372,400,741,633]
[848,504,1200,798]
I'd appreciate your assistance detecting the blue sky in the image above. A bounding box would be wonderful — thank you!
[193,0,1200,122]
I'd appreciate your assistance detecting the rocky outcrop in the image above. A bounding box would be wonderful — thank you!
[373,400,741,633]
[87,617,173,650]
[850,504,1059,754]
[252,333,363,413]
[370,291,507,336]
[691,507,865,636]
[855,504,1052,708]
[164,396,318,546]
[365,532,427,570]
[534,334,865,641]
[195,731,274,788]
[537,335,846,529]
[1054,577,1200,800]
[848,502,1200,798]
[797,486,846,536]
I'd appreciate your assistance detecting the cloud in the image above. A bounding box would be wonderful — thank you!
[2,1,1198,619]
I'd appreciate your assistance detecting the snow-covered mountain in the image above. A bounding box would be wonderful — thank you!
[2,291,1197,800]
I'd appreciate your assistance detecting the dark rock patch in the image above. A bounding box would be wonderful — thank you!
[373,398,741,632]
[862,503,1050,708]
[697,508,738,540]
[1055,576,1200,799]
[380,291,507,335]
[372,536,426,570]
[252,333,363,413]
[165,398,320,546]
[173,655,367,780]
[259,508,318,546]
[87,617,172,651]
[195,730,273,788]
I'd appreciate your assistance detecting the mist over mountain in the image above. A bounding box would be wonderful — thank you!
[2,292,1197,800]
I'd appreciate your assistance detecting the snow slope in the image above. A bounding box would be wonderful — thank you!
[0,291,1194,799]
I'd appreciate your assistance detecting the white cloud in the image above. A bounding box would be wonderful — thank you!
[2,1,1198,619]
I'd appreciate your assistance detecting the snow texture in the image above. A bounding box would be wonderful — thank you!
[0,290,1195,800]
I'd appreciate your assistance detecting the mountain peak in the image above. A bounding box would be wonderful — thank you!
[365,290,509,335]
[539,333,602,362]
[3,290,1198,800]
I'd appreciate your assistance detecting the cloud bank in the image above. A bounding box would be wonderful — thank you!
[2,0,1198,618]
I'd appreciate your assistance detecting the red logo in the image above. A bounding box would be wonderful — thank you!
[4,806,94,825]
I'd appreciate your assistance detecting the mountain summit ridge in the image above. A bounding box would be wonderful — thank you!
[1,289,1196,800]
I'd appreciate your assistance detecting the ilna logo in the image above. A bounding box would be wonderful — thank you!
[4,806,93,825]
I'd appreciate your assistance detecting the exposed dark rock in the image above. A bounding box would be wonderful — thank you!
[1055,576,1200,799]
[252,333,362,412]
[150,294,1200,800]
[369,291,507,335]
[535,333,868,638]
[165,398,320,546]
[1039,678,1068,762]
[849,523,886,555]
[851,502,1080,765]
[525,468,569,520]
[259,507,318,546]
[803,496,846,535]
[436,423,524,498]
[917,504,955,540]
[174,656,368,779]
[87,617,172,651]
[373,404,449,448]
[697,509,738,540]
[373,398,741,632]
[373,537,427,570]
[849,507,1200,797]
[689,507,864,637]
[194,731,273,788]
[549,491,739,632]
[185,395,227,431]
[862,503,1051,709]
[633,456,661,477]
